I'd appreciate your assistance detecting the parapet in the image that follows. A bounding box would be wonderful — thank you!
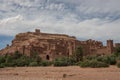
[35,29,40,33]
[115,43,120,47]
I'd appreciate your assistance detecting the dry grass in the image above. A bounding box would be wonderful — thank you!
[0,66,120,80]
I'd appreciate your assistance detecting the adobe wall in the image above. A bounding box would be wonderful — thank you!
[96,47,108,55]
[75,40,90,55]
[13,30,76,60]
[0,29,116,60]
[115,43,120,48]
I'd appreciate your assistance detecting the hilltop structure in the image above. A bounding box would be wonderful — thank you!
[0,29,119,60]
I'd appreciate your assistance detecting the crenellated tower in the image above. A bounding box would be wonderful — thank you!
[107,40,114,54]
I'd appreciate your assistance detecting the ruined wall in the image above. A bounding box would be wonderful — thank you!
[106,40,114,54]
[0,29,115,60]
[76,39,114,56]
[115,43,120,48]
[75,40,90,56]
[96,47,108,55]
[1,29,76,60]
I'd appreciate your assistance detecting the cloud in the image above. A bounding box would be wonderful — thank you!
[0,15,23,24]
[0,0,120,44]
[1,0,120,20]
[0,15,120,43]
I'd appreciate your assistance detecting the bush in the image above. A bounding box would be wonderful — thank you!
[4,54,31,67]
[13,51,22,59]
[19,56,32,66]
[5,55,14,63]
[80,60,90,67]
[0,63,5,68]
[40,60,52,66]
[108,55,116,65]
[117,61,120,68]
[0,56,6,63]
[75,61,82,66]
[85,55,98,60]
[116,56,120,61]
[97,56,110,64]
[97,55,117,65]
[14,59,28,67]
[74,46,83,61]
[29,62,38,66]
[54,61,67,67]
[89,60,109,68]
[3,62,16,67]
[35,56,42,64]
[54,57,69,67]
[0,52,43,67]
[67,57,76,65]
[80,60,109,68]
[114,47,120,57]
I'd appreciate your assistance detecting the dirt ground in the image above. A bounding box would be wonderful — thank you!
[0,66,120,80]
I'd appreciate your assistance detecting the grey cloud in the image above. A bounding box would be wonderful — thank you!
[0,15,120,43]
[1,0,120,20]
[0,0,120,43]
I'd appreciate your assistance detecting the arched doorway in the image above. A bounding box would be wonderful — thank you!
[46,55,50,60]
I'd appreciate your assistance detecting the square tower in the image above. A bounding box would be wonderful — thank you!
[107,40,113,54]
[35,29,40,34]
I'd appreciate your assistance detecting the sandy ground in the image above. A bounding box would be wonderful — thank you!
[0,66,120,80]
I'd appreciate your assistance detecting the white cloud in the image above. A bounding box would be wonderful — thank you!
[0,15,120,43]
[0,15,23,24]
[0,0,120,43]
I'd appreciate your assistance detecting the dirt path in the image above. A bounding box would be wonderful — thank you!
[0,66,120,80]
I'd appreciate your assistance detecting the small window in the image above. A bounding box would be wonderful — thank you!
[46,55,50,60]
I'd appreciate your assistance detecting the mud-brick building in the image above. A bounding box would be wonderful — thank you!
[0,29,118,60]
[115,43,120,48]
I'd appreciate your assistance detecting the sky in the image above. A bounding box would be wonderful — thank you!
[0,0,120,49]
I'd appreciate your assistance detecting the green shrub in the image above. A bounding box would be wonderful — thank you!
[117,61,120,68]
[35,56,42,64]
[97,55,117,65]
[97,56,110,64]
[80,60,90,67]
[117,56,120,61]
[89,60,109,68]
[54,61,67,66]
[3,62,16,67]
[0,56,6,63]
[0,52,43,67]
[40,60,52,66]
[75,61,82,66]
[108,55,116,65]
[80,60,109,68]
[67,57,76,65]
[4,54,30,67]
[74,46,83,61]
[5,55,14,63]
[14,59,28,67]
[115,47,120,55]
[13,51,22,59]
[29,62,38,66]
[0,63,5,68]
[54,57,69,67]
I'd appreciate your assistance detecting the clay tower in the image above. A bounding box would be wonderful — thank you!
[35,29,40,34]
[107,40,113,54]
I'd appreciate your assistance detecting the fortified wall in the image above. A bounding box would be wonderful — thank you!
[0,29,117,60]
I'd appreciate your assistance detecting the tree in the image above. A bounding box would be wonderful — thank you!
[116,47,120,53]
[74,46,83,62]
[0,56,5,63]
[13,51,22,59]
[54,57,69,66]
